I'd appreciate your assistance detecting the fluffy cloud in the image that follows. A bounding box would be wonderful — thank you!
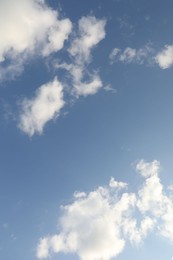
[0,0,72,80]
[16,15,106,136]
[36,160,173,260]
[155,45,173,69]
[18,77,65,136]
[69,16,106,64]
[55,16,106,97]
[69,16,106,97]
[137,160,173,242]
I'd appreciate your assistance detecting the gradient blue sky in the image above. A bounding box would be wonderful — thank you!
[1,0,173,259]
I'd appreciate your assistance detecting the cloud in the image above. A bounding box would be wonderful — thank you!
[16,15,106,136]
[137,160,173,242]
[69,16,106,97]
[69,16,106,64]
[18,77,65,136]
[109,177,127,189]
[155,45,173,69]
[119,47,137,63]
[0,0,72,81]
[109,45,153,65]
[36,160,173,259]
[110,44,173,70]
[72,75,103,97]
[109,48,120,64]
[55,16,106,97]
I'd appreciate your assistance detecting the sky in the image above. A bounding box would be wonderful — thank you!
[1,0,173,259]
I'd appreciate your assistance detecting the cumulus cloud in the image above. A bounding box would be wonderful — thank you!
[55,16,106,97]
[18,77,65,136]
[0,0,72,80]
[36,160,173,260]
[69,16,106,64]
[155,45,173,69]
[137,160,173,242]
[15,14,106,136]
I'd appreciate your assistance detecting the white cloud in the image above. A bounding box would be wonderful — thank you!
[36,160,173,259]
[110,44,173,70]
[0,0,72,80]
[69,16,106,97]
[136,159,160,178]
[36,184,130,260]
[73,75,103,97]
[55,16,106,97]
[155,45,173,69]
[15,15,106,136]
[69,16,106,63]
[136,160,173,242]
[109,177,127,189]
[109,45,153,65]
[19,77,65,136]
[37,238,50,259]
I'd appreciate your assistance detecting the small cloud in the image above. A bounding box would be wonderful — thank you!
[109,45,153,65]
[68,16,106,64]
[136,159,160,178]
[18,77,65,136]
[55,16,106,97]
[69,15,106,97]
[104,84,117,93]
[119,47,137,63]
[155,45,173,69]
[73,191,87,199]
[109,48,120,64]
[109,177,128,189]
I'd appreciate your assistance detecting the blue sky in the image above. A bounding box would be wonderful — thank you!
[1,0,173,259]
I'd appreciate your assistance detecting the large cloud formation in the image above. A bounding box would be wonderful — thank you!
[36,160,173,259]
[0,0,72,81]
[17,15,106,136]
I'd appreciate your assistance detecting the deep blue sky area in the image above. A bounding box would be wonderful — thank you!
[1,0,173,260]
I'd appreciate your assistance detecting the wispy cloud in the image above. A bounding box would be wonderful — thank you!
[36,160,173,259]
[110,43,173,70]
[109,45,153,65]
[18,77,65,136]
